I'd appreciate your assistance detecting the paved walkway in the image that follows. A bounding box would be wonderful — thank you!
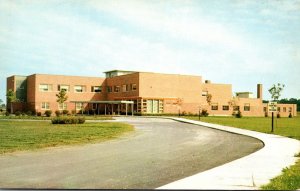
[158,117,300,190]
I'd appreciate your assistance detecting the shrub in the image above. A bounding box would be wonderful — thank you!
[55,110,61,117]
[289,113,293,118]
[51,116,85,124]
[37,112,42,116]
[45,110,52,117]
[62,110,69,115]
[26,111,32,116]
[201,109,209,117]
[277,113,281,118]
[265,112,268,117]
[235,110,242,118]
[15,111,21,116]
[5,111,10,116]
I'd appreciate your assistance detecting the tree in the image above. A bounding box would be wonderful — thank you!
[268,83,285,101]
[56,89,68,114]
[6,89,18,113]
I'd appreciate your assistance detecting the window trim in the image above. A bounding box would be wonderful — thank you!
[211,103,218,111]
[58,103,67,110]
[41,102,50,110]
[244,103,250,111]
[222,105,229,111]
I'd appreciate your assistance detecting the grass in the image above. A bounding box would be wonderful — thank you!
[184,114,300,190]
[0,120,133,154]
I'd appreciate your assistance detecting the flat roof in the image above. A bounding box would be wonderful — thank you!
[70,100,134,104]
[103,70,138,74]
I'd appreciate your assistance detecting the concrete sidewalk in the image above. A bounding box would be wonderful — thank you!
[158,117,300,190]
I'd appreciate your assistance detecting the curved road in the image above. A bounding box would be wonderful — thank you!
[0,117,263,189]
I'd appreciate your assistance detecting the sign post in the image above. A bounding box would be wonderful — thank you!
[268,102,277,133]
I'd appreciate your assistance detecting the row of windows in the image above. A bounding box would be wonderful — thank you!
[263,107,292,112]
[39,84,102,93]
[106,84,137,93]
[39,83,137,93]
[211,104,250,111]
[41,102,84,110]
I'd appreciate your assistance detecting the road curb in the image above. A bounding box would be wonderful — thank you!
[157,117,300,190]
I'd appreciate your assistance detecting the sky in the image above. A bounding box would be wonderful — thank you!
[1,0,300,104]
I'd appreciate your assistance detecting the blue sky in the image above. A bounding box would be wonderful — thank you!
[1,0,300,103]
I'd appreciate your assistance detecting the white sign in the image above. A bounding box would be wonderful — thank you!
[268,102,277,112]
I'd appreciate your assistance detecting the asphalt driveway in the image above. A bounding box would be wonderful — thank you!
[0,117,263,189]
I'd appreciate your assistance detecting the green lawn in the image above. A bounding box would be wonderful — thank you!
[0,120,133,154]
[184,114,300,190]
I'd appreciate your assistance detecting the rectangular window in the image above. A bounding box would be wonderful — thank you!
[74,85,86,93]
[202,91,208,96]
[211,103,218,110]
[277,107,281,112]
[39,84,52,92]
[106,86,112,93]
[283,107,286,112]
[222,105,229,110]
[58,85,70,92]
[91,86,102,92]
[244,103,250,111]
[289,107,292,112]
[122,85,127,92]
[233,106,240,111]
[263,107,267,112]
[131,84,137,91]
[58,103,67,110]
[114,86,120,92]
[76,103,83,110]
[41,102,50,110]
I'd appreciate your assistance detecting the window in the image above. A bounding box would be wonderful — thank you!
[41,102,50,110]
[277,107,281,112]
[91,86,102,92]
[58,103,67,110]
[76,103,83,110]
[289,107,292,112]
[131,84,137,91]
[122,85,127,92]
[58,85,70,92]
[222,105,229,111]
[283,107,286,112]
[114,86,120,92]
[263,107,267,112]
[106,86,112,93]
[244,103,250,111]
[74,85,86,93]
[202,91,208,96]
[211,103,218,110]
[233,106,240,111]
[39,84,52,92]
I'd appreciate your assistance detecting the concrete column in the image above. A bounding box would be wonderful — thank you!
[131,103,134,116]
[125,103,128,116]
[105,104,107,115]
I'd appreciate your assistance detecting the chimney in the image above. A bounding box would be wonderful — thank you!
[257,84,263,99]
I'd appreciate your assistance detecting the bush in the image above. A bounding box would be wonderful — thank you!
[55,110,61,117]
[289,113,293,118]
[235,110,242,118]
[62,110,69,115]
[5,111,10,116]
[265,112,268,117]
[15,111,21,116]
[201,109,209,117]
[26,111,32,116]
[51,116,85,124]
[44,110,52,117]
[37,112,42,116]
[277,113,281,118]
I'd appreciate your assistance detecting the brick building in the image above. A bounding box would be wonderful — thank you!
[6,70,297,117]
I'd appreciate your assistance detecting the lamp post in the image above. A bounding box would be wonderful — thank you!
[198,106,201,121]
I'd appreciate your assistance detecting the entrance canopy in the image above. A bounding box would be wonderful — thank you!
[70,100,134,116]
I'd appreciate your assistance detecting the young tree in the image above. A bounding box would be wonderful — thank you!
[6,89,17,113]
[268,83,285,101]
[56,89,68,115]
